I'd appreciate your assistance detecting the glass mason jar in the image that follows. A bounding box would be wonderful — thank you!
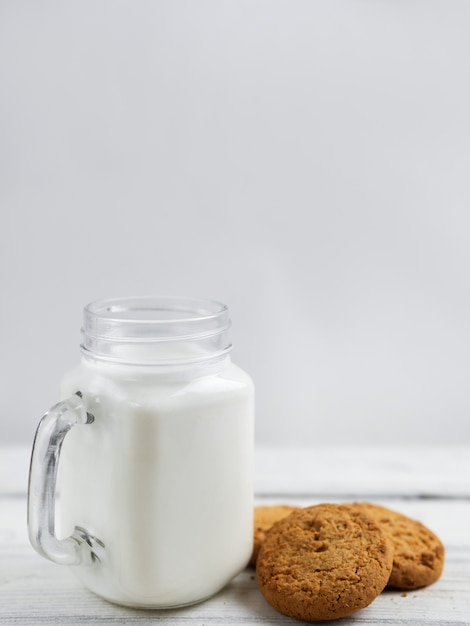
[28,297,254,608]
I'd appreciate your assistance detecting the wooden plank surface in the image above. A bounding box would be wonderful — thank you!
[2,444,470,497]
[1,446,469,625]
[254,445,470,498]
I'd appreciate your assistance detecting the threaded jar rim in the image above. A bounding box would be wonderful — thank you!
[80,296,232,365]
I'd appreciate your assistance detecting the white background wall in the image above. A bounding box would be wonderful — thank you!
[1,0,469,445]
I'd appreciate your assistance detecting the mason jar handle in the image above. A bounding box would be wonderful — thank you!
[27,392,104,566]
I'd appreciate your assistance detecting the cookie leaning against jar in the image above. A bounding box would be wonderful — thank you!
[348,502,445,590]
[249,505,300,566]
[256,503,394,622]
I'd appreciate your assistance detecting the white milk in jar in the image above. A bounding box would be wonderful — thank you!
[28,297,254,608]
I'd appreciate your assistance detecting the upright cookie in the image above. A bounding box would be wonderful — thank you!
[256,503,393,621]
[349,502,445,590]
[250,505,299,566]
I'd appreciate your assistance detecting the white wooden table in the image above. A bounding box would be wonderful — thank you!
[1,445,469,625]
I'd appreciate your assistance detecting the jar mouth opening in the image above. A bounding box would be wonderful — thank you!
[84,296,228,325]
[80,296,232,365]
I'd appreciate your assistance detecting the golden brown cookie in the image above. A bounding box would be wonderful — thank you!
[250,505,299,566]
[349,502,445,590]
[256,503,393,621]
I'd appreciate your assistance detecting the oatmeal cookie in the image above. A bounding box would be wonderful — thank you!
[349,502,444,590]
[256,503,393,621]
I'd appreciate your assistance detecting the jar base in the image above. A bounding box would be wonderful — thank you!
[87,588,221,611]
